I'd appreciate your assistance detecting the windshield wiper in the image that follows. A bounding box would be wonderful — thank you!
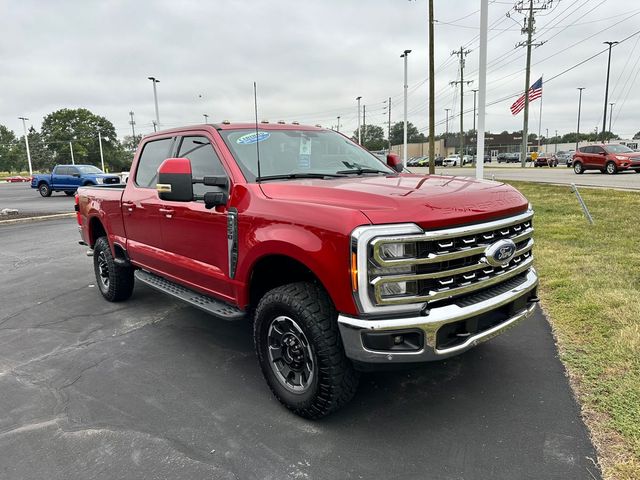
[256,173,346,182]
[335,168,393,175]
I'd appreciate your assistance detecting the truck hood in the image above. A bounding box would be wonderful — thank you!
[259,174,529,229]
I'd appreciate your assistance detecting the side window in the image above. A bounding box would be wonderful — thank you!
[592,146,605,154]
[135,138,173,188]
[581,146,592,154]
[68,167,79,176]
[56,166,69,175]
[178,136,227,196]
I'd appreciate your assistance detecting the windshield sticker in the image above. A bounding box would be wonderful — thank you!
[298,136,312,169]
[236,131,271,145]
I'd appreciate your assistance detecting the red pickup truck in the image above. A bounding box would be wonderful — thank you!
[76,123,538,418]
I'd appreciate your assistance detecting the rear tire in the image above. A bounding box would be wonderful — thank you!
[573,162,584,174]
[93,237,134,302]
[253,282,358,419]
[605,161,617,175]
[38,183,52,197]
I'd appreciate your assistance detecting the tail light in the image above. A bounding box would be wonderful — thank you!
[74,194,82,226]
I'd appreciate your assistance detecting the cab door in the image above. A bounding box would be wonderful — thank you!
[67,166,83,189]
[122,136,176,273]
[51,166,69,189]
[158,134,234,301]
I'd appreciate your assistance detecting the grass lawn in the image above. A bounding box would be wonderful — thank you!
[507,181,640,480]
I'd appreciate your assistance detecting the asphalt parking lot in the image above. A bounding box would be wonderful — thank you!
[0,182,75,215]
[0,217,600,479]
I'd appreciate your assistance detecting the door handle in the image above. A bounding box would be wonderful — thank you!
[159,207,174,218]
[122,201,135,213]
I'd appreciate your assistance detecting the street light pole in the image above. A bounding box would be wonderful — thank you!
[97,129,105,172]
[148,76,161,128]
[336,116,340,133]
[601,41,618,141]
[401,49,412,167]
[203,113,209,123]
[18,117,33,176]
[576,87,585,152]
[356,96,362,144]
[471,89,478,134]
[69,142,75,165]
[608,102,614,138]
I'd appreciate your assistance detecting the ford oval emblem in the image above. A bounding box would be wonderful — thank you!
[484,239,517,267]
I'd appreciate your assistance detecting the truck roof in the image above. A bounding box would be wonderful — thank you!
[145,122,325,139]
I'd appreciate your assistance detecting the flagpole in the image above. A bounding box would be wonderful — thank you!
[537,75,543,154]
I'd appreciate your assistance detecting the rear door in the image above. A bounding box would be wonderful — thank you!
[158,134,234,300]
[123,136,176,272]
[591,146,606,169]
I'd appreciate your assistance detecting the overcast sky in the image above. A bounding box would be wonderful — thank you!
[1,0,639,142]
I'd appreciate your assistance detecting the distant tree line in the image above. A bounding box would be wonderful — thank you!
[0,108,137,173]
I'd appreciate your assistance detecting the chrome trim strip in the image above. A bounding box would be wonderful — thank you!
[373,255,533,305]
[337,268,538,363]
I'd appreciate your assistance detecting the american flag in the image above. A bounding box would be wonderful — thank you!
[510,77,543,115]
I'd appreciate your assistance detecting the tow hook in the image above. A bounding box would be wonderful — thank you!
[86,249,94,257]
[528,295,540,303]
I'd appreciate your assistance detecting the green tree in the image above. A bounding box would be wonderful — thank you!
[0,125,22,172]
[40,108,128,171]
[389,121,423,146]
[633,130,640,140]
[353,124,386,151]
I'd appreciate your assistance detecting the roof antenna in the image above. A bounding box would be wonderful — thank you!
[254,81,262,181]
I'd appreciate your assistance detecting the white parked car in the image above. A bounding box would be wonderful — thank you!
[443,155,461,167]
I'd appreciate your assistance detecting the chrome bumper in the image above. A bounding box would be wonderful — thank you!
[338,268,538,364]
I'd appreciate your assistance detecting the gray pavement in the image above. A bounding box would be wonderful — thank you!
[0,182,75,215]
[412,165,640,190]
[0,218,600,479]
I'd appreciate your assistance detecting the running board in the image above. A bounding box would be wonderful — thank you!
[135,270,245,321]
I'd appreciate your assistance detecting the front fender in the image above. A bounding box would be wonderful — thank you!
[236,223,358,316]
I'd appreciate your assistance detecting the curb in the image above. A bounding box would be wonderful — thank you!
[0,212,75,225]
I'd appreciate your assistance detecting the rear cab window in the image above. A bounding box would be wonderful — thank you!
[135,138,174,188]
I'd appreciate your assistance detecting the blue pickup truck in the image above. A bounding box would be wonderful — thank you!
[31,164,121,197]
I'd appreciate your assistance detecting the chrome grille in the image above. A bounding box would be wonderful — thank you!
[368,210,534,306]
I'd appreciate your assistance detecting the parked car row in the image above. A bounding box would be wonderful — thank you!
[407,156,444,167]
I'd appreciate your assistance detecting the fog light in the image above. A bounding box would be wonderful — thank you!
[393,335,404,345]
[379,281,417,298]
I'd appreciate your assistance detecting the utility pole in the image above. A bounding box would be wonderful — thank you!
[608,102,615,139]
[428,0,436,175]
[445,108,450,134]
[129,111,136,140]
[203,113,209,123]
[602,41,618,141]
[152,121,157,132]
[356,96,362,144]
[554,129,558,153]
[401,49,412,167]
[576,87,585,152]
[18,117,33,176]
[363,105,366,139]
[69,142,75,165]
[515,0,547,167]
[97,129,105,172]
[450,46,472,167]
[336,116,340,133]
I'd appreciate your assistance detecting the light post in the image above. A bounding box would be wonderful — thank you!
[97,129,105,172]
[356,96,362,144]
[401,49,412,167]
[471,89,478,134]
[445,108,450,134]
[18,117,33,176]
[69,141,75,165]
[148,76,161,128]
[203,113,209,123]
[608,102,614,139]
[336,116,340,133]
[576,87,585,152]
[601,41,618,141]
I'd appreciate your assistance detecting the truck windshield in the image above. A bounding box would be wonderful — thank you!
[77,166,104,174]
[605,144,634,154]
[219,129,395,181]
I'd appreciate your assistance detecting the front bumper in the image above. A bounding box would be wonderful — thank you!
[338,268,538,364]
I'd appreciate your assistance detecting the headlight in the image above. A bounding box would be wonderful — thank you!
[378,242,416,260]
[95,177,104,184]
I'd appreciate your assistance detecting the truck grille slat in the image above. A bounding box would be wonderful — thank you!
[370,211,534,306]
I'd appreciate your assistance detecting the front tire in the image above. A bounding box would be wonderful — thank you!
[93,237,134,302]
[574,162,584,174]
[38,183,52,197]
[605,161,617,175]
[253,282,358,419]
